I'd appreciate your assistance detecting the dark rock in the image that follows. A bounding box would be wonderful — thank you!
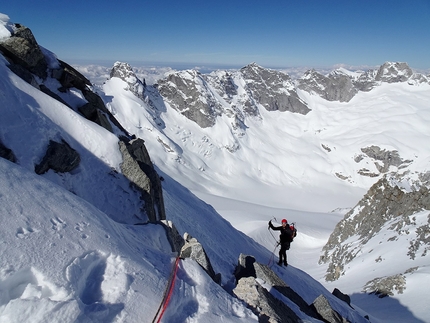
[35,139,80,175]
[332,288,352,307]
[39,84,72,108]
[0,24,47,79]
[0,140,17,163]
[55,59,92,92]
[160,220,185,253]
[118,137,166,222]
[234,253,256,281]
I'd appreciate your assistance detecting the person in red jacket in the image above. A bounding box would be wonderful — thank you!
[269,219,295,266]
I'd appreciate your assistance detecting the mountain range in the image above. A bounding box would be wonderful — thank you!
[1,13,430,322]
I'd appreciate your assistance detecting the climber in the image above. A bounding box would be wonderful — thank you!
[268,219,296,266]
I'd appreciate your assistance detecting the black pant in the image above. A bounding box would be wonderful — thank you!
[279,242,290,263]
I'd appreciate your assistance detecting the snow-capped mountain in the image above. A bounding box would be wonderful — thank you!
[1,12,430,322]
[101,60,430,321]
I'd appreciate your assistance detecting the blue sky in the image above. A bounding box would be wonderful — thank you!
[1,0,429,70]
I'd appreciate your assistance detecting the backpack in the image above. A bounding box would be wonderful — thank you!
[289,224,297,241]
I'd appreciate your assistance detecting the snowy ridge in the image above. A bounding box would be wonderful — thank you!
[1,11,430,322]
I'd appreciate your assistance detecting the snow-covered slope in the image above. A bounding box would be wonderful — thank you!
[98,61,430,322]
[1,12,430,322]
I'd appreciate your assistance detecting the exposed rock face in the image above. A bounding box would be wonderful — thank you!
[161,220,185,253]
[358,145,410,173]
[353,69,378,92]
[296,69,358,102]
[362,273,407,297]
[298,61,428,102]
[35,139,80,175]
[156,70,223,128]
[320,174,430,282]
[118,137,166,222]
[109,61,146,100]
[0,24,121,135]
[375,62,413,83]
[0,140,17,163]
[0,23,47,79]
[156,63,309,129]
[180,233,221,284]
[238,63,310,114]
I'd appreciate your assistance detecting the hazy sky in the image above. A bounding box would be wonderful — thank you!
[2,0,429,70]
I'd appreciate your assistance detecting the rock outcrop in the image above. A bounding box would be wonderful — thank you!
[1,21,166,225]
[320,173,430,282]
[0,140,17,163]
[231,254,365,323]
[110,61,146,100]
[298,62,429,102]
[35,139,80,175]
[119,137,166,222]
[0,23,47,80]
[375,62,413,83]
[311,295,349,323]
[238,63,310,114]
[155,63,310,129]
[233,276,300,323]
[296,69,358,102]
[156,69,223,128]
[180,233,221,284]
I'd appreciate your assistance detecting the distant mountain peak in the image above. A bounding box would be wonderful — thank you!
[110,61,146,99]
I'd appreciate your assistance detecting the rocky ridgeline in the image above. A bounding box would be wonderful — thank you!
[107,60,428,133]
[297,62,429,102]
[233,254,369,322]
[319,172,430,295]
[110,61,146,100]
[138,61,429,130]
[155,62,310,129]
[0,23,164,223]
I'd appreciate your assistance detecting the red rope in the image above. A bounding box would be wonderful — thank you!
[155,256,180,323]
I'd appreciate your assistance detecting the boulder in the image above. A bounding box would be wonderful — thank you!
[234,254,320,320]
[233,276,300,323]
[234,253,256,282]
[0,23,47,79]
[311,294,348,323]
[35,139,80,175]
[180,233,221,284]
[332,288,352,307]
